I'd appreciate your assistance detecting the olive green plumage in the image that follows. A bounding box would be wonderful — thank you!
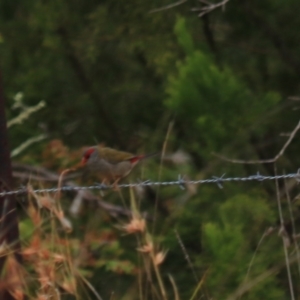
[81,146,158,183]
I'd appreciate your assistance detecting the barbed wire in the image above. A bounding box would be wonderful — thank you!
[1,170,300,197]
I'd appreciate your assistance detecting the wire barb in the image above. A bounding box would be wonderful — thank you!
[178,175,186,190]
[249,172,264,182]
[212,173,225,189]
[94,182,109,190]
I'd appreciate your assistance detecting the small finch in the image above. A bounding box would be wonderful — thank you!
[81,146,158,184]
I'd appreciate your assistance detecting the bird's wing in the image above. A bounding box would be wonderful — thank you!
[98,147,134,164]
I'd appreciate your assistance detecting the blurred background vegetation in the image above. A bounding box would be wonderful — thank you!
[1,0,300,299]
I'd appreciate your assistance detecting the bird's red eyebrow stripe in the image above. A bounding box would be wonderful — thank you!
[81,148,95,164]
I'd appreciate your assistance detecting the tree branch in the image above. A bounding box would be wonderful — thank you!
[192,0,230,17]
[213,120,300,164]
[149,0,187,13]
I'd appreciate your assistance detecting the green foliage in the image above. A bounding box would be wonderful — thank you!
[202,195,284,299]
[174,17,194,55]
[166,18,280,160]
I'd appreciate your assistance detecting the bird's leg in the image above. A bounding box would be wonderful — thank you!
[112,178,121,191]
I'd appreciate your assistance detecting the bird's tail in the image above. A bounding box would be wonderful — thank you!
[142,152,160,160]
[129,152,160,164]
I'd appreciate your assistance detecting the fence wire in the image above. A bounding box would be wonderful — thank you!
[1,170,300,197]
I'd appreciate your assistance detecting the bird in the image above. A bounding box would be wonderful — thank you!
[81,146,158,185]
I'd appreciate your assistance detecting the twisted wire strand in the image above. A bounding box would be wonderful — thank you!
[0,170,300,197]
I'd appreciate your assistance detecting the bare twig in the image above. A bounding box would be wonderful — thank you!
[11,134,47,158]
[12,163,80,181]
[13,171,80,182]
[149,0,187,13]
[192,0,230,17]
[7,100,45,128]
[288,96,300,101]
[213,120,300,164]
[81,189,138,218]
